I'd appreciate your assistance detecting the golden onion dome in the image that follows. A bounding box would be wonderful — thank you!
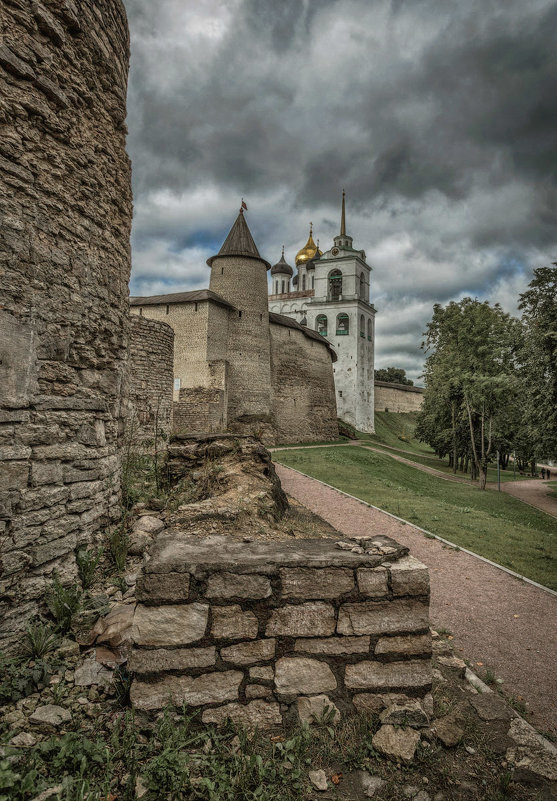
[295,223,322,266]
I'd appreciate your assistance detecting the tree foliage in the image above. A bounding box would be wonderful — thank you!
[518,265,557,460]
[417,298,521,488]
[374,367,414,386]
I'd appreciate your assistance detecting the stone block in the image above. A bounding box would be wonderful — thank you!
[266,602,336,637]
[0,461,29,491]
[389,556,429,596]
[207,572,272,599]
[249,666,274,681]
[129,647,216,674]
[280,567,354,599]
[132,603,208,647]
[372,724,420,763]
[220,639,275,665]
[275,657,337,695]
[294,636,370,655]
[136,573,190,603]
[32,532,76,566]
[375,633,432,656]
[337,600,428,636]
[357,567,388,597]
[297,694,340,724]
[245,684,273,699]
[0,445,32,461]
[345,659,432,691]
[0,44,36,80]
[29,705,71,728]
[131,670,242,711]
[30,461,63,487]
[202,700,282,729]
[134,516,164,536]
[211,605,258,640]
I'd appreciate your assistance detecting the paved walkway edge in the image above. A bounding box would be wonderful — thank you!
[281,464,557,599]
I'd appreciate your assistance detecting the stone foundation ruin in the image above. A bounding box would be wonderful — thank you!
[129,532,432,727]
[0,0,132,650]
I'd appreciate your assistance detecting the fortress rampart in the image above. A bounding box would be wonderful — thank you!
[0,0,132,649]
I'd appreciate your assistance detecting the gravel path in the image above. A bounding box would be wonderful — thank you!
[499,478,557,519]
[276,464,557,735]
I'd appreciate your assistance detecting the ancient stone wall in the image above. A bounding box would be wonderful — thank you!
[374,382,425,413]
[130,301,231,403]
[129,535,432,727]
[173,382,227,435]
[128,316,174,444]
[270,321,339,444]
[0,0,132,649]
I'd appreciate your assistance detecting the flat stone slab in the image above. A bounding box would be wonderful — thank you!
[143,533,407,575]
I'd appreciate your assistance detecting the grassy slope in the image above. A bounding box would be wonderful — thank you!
[366,411,434,455]
[358,411,528,484]
[274,446,557,590]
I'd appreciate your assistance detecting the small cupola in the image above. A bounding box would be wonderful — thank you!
[270,246,293,277]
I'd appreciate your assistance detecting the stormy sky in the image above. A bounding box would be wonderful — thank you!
[123,0,557,383]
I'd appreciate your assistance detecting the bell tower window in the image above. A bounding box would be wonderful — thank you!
[329,270,342,301]
[336,313,349,335]
[316,314,328,336]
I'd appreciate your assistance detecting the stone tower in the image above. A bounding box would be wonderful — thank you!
[268,193,376,433]
[207,208,272,434]
[0,0,132,650]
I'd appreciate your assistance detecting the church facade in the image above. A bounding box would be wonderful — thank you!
[130,209,339,445]
[268,194,376,433]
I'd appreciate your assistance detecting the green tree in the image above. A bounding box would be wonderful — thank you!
[418,298,520,489]
[374,367,414,386]
[518,265,557,461]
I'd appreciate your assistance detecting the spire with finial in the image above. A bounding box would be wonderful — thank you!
[340,189,346,236]
[333,188,353,250]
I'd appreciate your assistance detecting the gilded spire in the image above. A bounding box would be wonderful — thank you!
[340,189,346,236]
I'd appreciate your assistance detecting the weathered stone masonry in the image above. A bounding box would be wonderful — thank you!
[0,0,132,649]
[129,316,175,444]
[130,534,432,727]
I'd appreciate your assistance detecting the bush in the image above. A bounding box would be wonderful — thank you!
[76,547,103,590]
[107,523,129,573]
[46,575,81,634]
[24,620,59,659]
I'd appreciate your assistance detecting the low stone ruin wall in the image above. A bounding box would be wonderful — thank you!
[128,316,175,445]
[129,533,431,728]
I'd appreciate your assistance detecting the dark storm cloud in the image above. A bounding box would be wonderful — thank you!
[123,0,557,382]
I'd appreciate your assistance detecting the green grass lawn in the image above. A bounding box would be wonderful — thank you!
[274,446,557,590]
[363,442,531,484]
[366,411,435,455]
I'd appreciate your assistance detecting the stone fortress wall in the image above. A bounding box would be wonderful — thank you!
[0,0,132,650]
[269,318,338,444]
[129,534,432,727]
[374,381,425,414]
[128,316,175,444]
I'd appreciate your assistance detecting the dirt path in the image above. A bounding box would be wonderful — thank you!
[497,478,557,519]
[276,464,557,736]
[356,444,472,485]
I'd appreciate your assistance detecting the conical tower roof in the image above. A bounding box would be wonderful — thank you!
[207,208,270,269]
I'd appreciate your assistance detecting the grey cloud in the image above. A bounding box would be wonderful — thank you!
[123,0,557,378]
